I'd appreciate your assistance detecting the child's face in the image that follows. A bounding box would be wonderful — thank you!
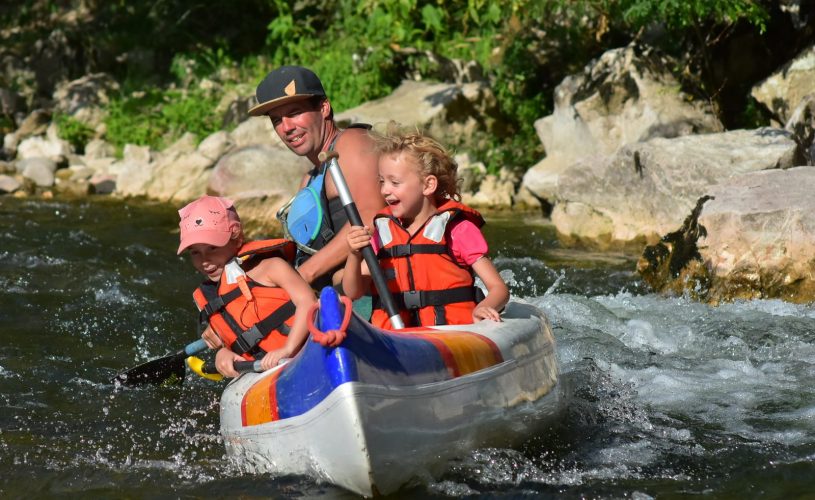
[378,152,435,221]
[187,240,240,282]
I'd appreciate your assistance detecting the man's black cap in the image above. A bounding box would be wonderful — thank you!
[249,65,327,116]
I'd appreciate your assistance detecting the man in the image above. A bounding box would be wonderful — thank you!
[249,65,384,289]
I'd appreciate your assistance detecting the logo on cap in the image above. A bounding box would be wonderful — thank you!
[285,80,296,96]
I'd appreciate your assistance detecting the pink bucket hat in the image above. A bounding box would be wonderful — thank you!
[177,196,241,254]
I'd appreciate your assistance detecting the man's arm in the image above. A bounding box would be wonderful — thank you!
[297,128,384,285]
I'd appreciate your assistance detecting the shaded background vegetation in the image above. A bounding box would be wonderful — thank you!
[1,0,813,173]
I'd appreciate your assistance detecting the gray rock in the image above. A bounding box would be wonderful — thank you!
[83,139,116,159]
[17,135,72,160]
[752,44,815,124]
[550,128,799,249]
[198,130,234,161]
[209,144,307,199]
[639,167,815,303]
[336,80,501,144]
[523,43,723,202]
[0,174,21,193]
[19,157,57,187]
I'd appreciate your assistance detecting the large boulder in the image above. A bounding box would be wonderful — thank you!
[752,45,815,125]
[208,144,306,199]
[550,128,799,249]
[335,80,502,145]
[638,167,815,303]
[522,43,723,204]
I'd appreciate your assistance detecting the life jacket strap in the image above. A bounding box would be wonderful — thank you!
[199,284,253,318]
[373,285,485,311]
[377,243,447,258]
[231,300,297,356]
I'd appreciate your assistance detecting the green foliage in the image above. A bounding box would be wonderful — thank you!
[105,88,221,152]
[616,0,768,32]
[11,0,772,174]
[54,114,94,154]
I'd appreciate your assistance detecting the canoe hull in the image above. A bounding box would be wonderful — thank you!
[220,301,560,496]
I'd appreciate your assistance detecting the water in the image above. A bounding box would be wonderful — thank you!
[1,197,814,498]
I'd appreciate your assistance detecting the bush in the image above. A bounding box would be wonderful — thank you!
[54,114,95,154]
[105,88,221,152]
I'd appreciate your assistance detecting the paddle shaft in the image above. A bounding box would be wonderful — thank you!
[202,359,263,375]
[318,150,405,329]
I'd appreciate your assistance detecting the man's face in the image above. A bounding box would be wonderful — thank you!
[267,98,328,159]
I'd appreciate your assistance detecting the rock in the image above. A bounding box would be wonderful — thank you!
[17,135,72,161]
[19,157,57,186]
[83,139,116,159]
[162,132,198,157]
[198,130,234,161]
[462,168,516,209]
[52,73,118,128]
[3,109,51,155]
[522,43,723,203]
[55,177,91,197]
[549,128,799,249]
[123,143,152,164]
[89,173,116,195]
[0,174,21,194]
[230,192,292,236]
[115,162,154,198]
[208,144,306,199]
[142,151,214,202]
[455,153,486,194]
[637,196,712,299]
[639,167,815,303]
[752,44,815,125]
[231,116,282,148]
[336,80,502,145]
[67,165,95,181]
[785,93,815,165]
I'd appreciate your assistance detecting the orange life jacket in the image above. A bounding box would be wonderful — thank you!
[192,239,297,360]
[370,200,486,329]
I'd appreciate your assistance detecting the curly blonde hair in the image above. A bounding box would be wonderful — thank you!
[370,122,460,202]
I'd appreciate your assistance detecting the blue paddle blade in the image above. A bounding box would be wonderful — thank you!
[319,286,344,331]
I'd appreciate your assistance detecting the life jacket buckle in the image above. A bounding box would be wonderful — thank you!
[403,290,423,310]
[234,324,264,355]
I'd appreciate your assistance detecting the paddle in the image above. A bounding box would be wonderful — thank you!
[318,150,405,329]
[186,356,262,382]
[111,338,208,386]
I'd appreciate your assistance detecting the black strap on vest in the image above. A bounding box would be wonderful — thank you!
[197,281,296,358]
[372,285,486,314]
[377,243,448,259]
[230,301,296,356]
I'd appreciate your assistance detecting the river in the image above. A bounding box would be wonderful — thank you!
[1,197,813,498]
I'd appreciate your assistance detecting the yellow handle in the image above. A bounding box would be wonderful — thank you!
[185,356,224,381]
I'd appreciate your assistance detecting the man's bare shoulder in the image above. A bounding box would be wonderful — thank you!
[336,126,376,154]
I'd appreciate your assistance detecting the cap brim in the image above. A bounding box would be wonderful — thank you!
[248,94,316,116]
[177,230,233,255]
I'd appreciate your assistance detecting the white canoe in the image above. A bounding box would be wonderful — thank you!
[219,290,560,496]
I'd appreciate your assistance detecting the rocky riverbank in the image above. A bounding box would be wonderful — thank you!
[2,36,814,303]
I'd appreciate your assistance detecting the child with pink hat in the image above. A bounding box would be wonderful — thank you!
[178,195,315,378]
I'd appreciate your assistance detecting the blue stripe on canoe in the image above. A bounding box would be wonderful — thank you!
[275,313,452,419]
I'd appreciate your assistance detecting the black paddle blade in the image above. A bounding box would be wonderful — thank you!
[112,351,186,387]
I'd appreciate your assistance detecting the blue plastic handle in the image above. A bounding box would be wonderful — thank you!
[184,338,208,356]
